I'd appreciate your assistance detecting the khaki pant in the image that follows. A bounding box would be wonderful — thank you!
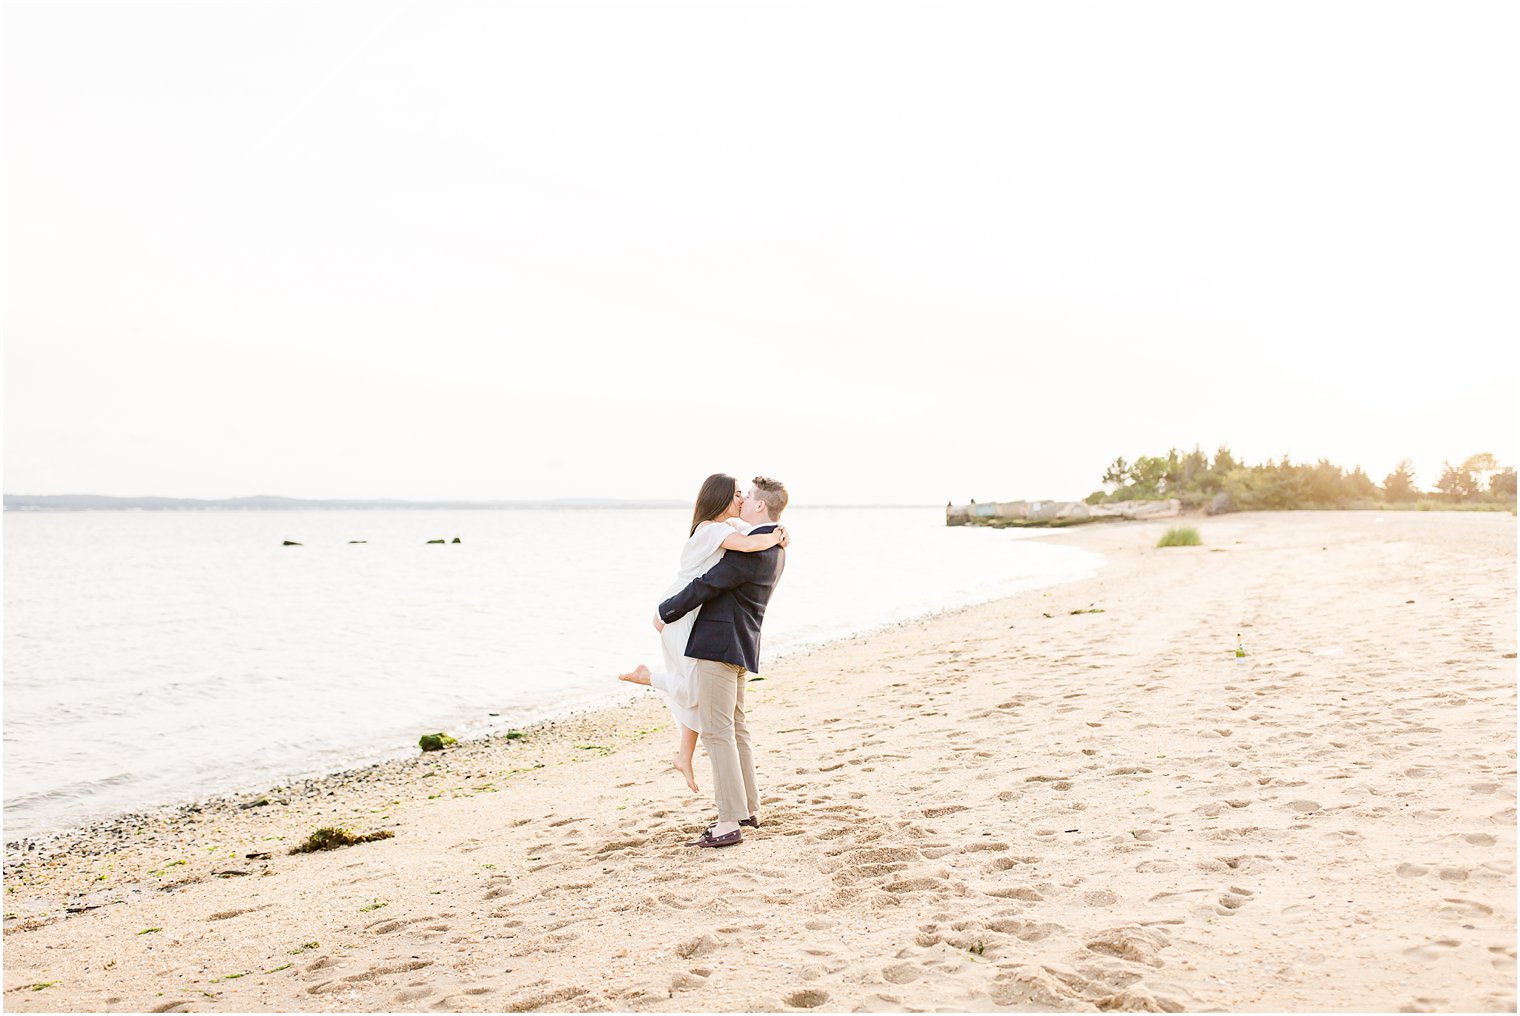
[695,659,759,822]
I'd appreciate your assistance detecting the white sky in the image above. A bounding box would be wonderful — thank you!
[4,1,1516,504]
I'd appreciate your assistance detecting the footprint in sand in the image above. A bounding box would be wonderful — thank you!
[883,876,947,894]
[207,906,263,921]
[1437,898,1493,920]
[1402,938,1462,962]
[1135,859,1178,873]
[669,970,709,993]
[882,962,922,984]
[499,986,587,1011]
[921,805,968,818]
[987,886,1043,901]
[675,933,719,959]
[1214,886,1255,915]
[1215,855,1270,873]
[1085,926,1170,968]
[784,989,830,1008]
[340,959,432,983]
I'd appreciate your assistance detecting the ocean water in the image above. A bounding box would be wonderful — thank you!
[2,507,1104,841]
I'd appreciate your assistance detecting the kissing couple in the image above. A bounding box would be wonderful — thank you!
[620,474,788,847]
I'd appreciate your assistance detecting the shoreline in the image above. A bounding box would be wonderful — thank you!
[3,510,1513,1012]
[2,555,1105,878]
[3,529,1098,859]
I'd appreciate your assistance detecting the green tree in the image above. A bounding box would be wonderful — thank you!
[1343,466,1378,502]
[1463,453,1500,495]
[1101,457,1130,489]
[1306,459,1344,505]
[1382,459,1418,502]
[1179,446,1210,490]
[1093,446,1508,512]
[1213,445,1239,475]
[1435,456,1492,501]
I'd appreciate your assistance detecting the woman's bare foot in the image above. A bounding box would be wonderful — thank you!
[673,754,700,794]
[618,665,652,687]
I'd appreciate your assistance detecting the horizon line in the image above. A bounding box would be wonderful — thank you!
[3,493,946,509]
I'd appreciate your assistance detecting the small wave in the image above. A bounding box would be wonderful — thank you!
[5,771,139,811]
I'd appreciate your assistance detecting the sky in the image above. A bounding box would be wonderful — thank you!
[4,1,1516,505]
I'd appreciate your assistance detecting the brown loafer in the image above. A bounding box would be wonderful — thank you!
[689,828,743,848]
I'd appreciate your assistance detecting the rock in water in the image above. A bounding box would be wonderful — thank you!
[426,539,446,544]
[451,537,462,543]
[283,540,302,546]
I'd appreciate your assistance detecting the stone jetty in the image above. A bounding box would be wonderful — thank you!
[946,497,1181,527]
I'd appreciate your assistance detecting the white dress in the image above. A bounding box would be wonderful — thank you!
[648,520,752,733]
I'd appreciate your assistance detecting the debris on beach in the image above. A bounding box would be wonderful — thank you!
[418,732,458,752]
[289,826,394,854]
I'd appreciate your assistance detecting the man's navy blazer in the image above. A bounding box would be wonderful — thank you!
[658,523,785,675]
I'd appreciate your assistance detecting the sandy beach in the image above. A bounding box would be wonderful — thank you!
[3,510,1514,1013]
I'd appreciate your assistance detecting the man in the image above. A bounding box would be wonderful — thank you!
[656,475,788,848]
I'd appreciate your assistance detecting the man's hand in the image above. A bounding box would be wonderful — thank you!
[653,614,666,633]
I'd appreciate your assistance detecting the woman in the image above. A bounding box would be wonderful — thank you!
[619,473,788,793]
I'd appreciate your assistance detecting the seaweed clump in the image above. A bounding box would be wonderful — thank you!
[289,827,395,854]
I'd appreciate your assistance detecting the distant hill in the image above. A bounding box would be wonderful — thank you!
[3,494,688,511]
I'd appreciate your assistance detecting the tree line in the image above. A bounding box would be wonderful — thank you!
[1089,448,1517,512]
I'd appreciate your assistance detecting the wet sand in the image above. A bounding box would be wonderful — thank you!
[3,510,1515,1012]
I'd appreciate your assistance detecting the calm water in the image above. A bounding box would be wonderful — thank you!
[3,507,1103,840]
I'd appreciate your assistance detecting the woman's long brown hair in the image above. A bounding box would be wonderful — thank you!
[690,473,738,536]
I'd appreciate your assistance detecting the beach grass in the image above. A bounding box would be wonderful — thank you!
[1156,526,1202,547]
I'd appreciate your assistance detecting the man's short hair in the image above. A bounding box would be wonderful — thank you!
[752,476,788,520]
